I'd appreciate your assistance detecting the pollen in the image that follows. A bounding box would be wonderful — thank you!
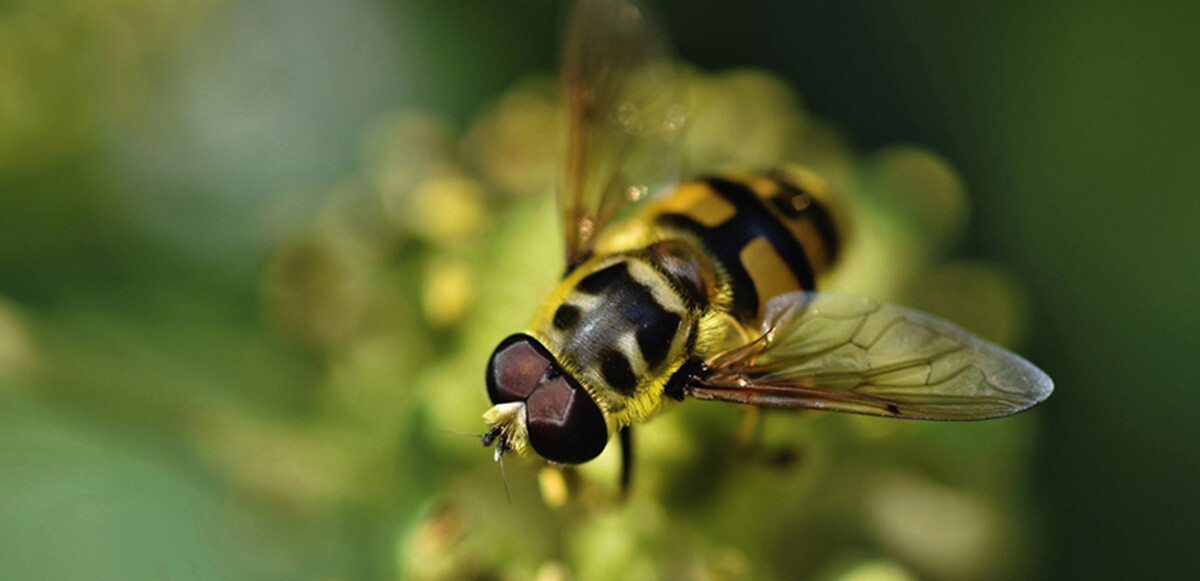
[422,256,476,328]
[538,467,570,508]
[411,176,487,242]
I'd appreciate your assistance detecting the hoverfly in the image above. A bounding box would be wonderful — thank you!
[480,0,1053,490]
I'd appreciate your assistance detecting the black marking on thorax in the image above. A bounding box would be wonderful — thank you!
[598,346,638,394]
[657,177,815,321]
[552,304,581,330]
[567,261,683,394]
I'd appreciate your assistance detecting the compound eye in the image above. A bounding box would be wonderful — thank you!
[526,374,608,464]
[487,334,551,404]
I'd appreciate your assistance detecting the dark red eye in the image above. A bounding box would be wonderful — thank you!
[487,334,552,404]
[525,374,608,464]
[485,334,608,463]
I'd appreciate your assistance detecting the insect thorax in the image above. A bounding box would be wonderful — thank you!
[528,244,714,427]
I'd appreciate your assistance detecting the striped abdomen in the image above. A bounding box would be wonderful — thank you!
[647,171,841,323]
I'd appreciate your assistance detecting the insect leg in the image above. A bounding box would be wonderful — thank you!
[735,405,762,447]
[736,407,804,469]
[619,425,634,498]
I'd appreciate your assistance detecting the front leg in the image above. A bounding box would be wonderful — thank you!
[618,425,634,498]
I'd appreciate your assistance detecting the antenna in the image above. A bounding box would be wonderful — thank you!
[497,447,512,504]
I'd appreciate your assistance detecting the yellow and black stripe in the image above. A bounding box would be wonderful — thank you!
[647,172,841,322]
[526,170,841,428]
[540,256,695,407]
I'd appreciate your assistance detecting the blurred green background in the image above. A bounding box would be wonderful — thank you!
[1,0,1197,579]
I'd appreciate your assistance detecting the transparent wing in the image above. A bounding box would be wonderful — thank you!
[690,292,1054,420]
[561,0,685,267]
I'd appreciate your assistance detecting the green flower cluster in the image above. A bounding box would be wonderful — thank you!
[255,67,1043,580]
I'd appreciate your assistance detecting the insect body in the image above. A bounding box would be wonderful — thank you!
[485,171,840,462]
[481,0,1052,479]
